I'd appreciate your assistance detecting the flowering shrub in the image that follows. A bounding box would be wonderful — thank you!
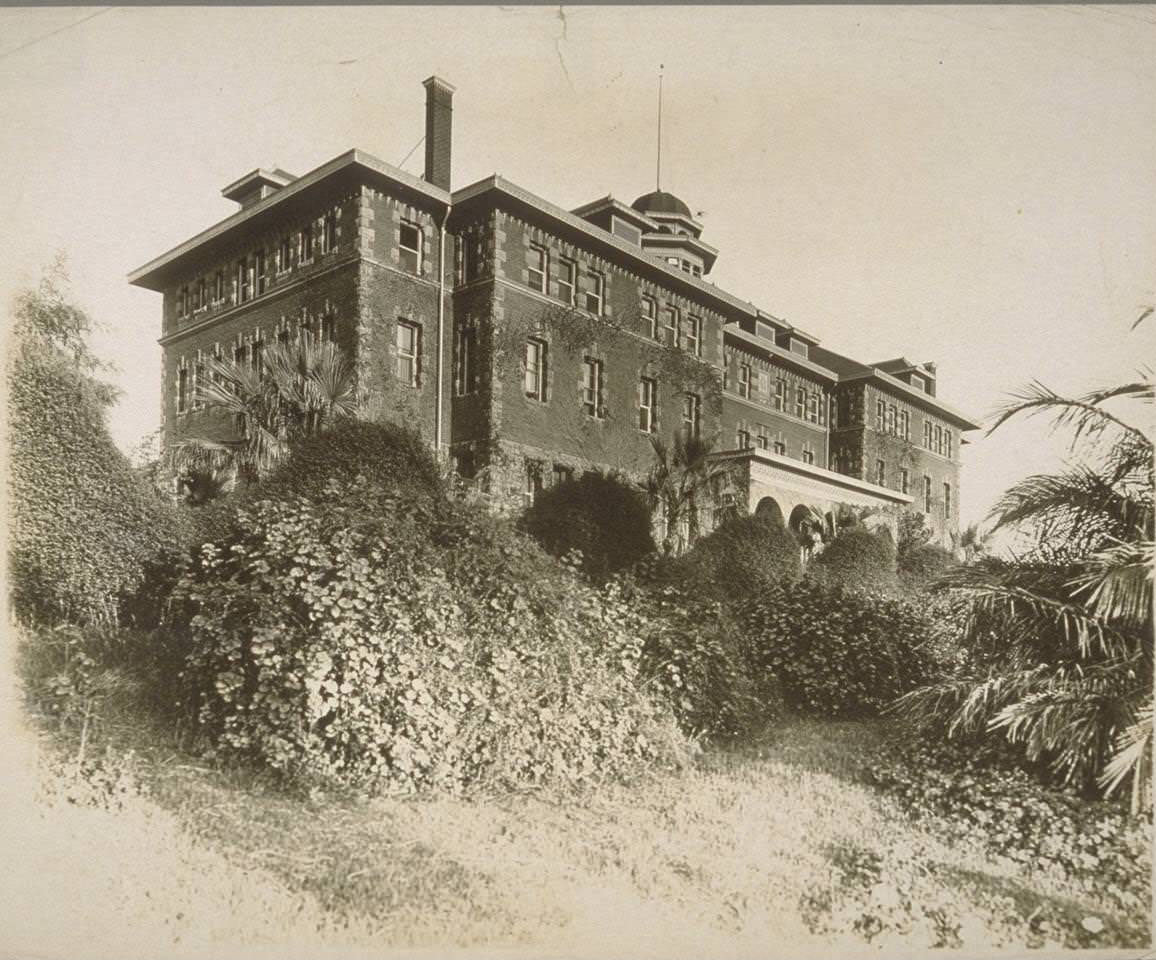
[171,481,684,793]
[739,580,932,717]
[870,738,1151,915]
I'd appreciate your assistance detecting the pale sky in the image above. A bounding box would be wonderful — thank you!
[2,5,1154,530]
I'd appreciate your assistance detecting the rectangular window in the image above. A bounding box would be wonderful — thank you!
[176,286,187,319]
[191,358,205,410]
[238,259,251,303]
[176,367,188,413]
[582,358,603,418]
[396,320,421,387]
[638,377,657,433]
[301,222,314,263]
[682,393,701,438]
[233,343,247,366]
[900,468,910,495]
[886,404,896,435]
[321,314,336,344]
[322,212,337,254]
[773,440,786,456]
[213,270,225,304]
[808,393,819,424]
[795,386,806,419]
[774,379,785,412]
[664,307,678,348]
[923,420,933,449]
[524,338,547,401]
[945,431,954,459]
[686,315,702,356]
[255,250,267,295]
[527,245,547,293]
[924,475,933,513]
[399,220,422,274]
[585,271,604,315]
[642,296,658,339]
[195,278,206,312]
[278,235,292,273]
[737,429,751,450]
[454,325,477,395]
[935,424,944,455]
[801,446,815,465]
[738,363,752,399]
[552,463,573,486]
[875,459,886,486]
[250,338,264,372]
[523,460,544,507]
[756,431,768,451]
[899,410,910,441]
[557,258,575,305]
[876,399,886,432]
[944,482,952,518]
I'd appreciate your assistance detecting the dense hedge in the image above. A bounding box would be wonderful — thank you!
[171,479,685,792]
[678,512,802,603]
[739,580,932,717]
[520,471,655,581]
[809,526,898,593]
[8,341,189,626]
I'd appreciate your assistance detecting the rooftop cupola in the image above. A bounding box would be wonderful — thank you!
[631,189,716,276]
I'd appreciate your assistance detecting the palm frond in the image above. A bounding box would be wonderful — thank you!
[1068,540,1155,627]
[1099,700,1153,812]
[987,379,1151,449]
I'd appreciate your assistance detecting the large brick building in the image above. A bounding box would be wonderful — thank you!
[130,77,978,546]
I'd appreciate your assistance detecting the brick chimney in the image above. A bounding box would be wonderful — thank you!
[422,76,454,191]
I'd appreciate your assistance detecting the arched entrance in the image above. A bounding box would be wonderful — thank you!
[755,496,785,528]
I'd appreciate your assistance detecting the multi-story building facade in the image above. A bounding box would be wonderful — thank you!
[130,76,978,546]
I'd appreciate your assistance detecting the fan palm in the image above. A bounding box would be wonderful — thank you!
[645,430,729,555]
[168,338,357,494]
[890,372,1154,811]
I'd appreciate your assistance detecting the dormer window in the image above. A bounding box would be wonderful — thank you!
[789,337,809,359]
[910,373,925,392]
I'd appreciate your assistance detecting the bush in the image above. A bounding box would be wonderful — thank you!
[622,571,769,741]
[898,542,957,594]
[870,736,1151,914]
[520,472,655,581]
[740,580,931,717]
[678,512,801,603]
[170,479,685,793]
[810,526,897,593]
[8,338,189,627]
[258,419,445,510]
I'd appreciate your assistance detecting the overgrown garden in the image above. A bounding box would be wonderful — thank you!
[8,270,1151,950]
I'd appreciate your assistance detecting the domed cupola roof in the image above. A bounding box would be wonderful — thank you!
[631,189,692,219]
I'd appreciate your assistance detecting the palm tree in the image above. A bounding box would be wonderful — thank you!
[168,337,357,495]
[890,374,1154,811]
[645,430,730,555]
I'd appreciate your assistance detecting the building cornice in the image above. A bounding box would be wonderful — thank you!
[712,448,913,505]
[724,325,838,383]
[843,368,981,431]
[129,149,450,291]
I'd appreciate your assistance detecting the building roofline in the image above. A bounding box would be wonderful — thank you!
[128,148,451,290]
[570,196,659,232]
[724,324,839,382]
[452,173,780,325]
[641,231,719,259]
[842,367,982,430]
[220,167,295,201]
[711,448,914,505]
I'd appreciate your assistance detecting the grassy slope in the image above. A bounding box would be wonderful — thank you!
[6,693,1149,960]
